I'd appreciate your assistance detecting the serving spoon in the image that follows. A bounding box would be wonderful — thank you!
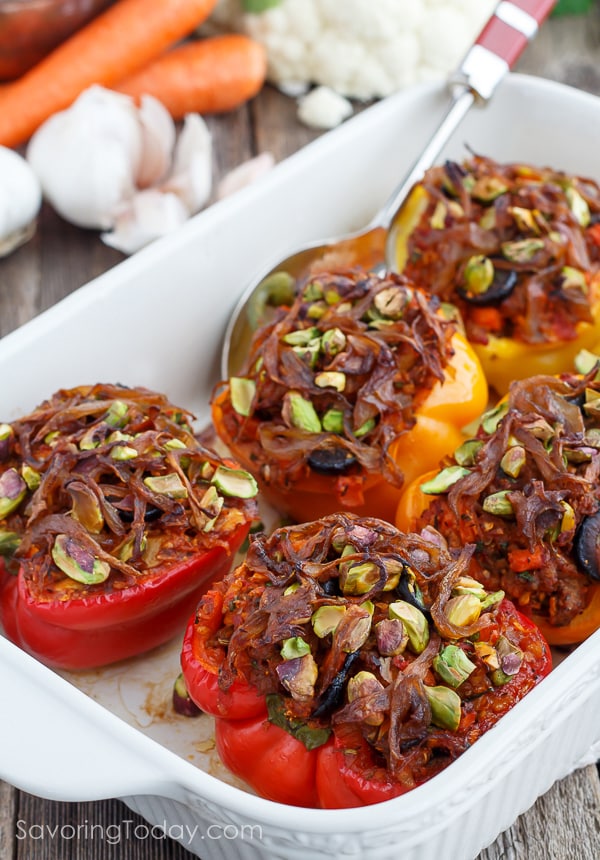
[223,0,557,378]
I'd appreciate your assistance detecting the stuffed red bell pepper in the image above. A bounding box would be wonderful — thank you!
[0,383,258,669]
[396,361,600,646]
[212,268,487,524]
[392,155,600,394]
[180,513,551,808]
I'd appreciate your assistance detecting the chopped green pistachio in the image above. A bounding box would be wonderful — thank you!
[354,417,376,439]
[282,327,321,346]
[211,465,258,499]
[480,401,509,434]
[285,391,322,433]
[312,605,346,637]
[324,288,342,306]
[509,206,540,233]
[283,582,300,596]
[478,207,497,231]
[306,301,327,320]
[433,645,476,688]
[347,671,385,725]
[163,437,187,451]
[340,561,380,595]
[21,464,40,490]
[501,238,545,263]
[388,600,429,654]
[0,529,20,557]
[338,608,372,653]
[565,186,590,227]
[374,286,409,319]
[420,466,470,495]
[322,408,344,433]
[52,534,110,585]
[445,594,482,627]
[381,557,404,591]
[199,485,224,532]
[79,426,102,450]
[452,576,486,599]
[111,444,138,460]
[0,468,27,518]
[303,280,324,302]
[482,490,514,517]
[491,635,523,684]
[107,430,133,444]
[321,327,346,356]
[575,349,600,376]
[500,445,526,478]
[44,430,60,446]
[280,637,311,660]
[0,423,12,442]
[276,652,318,701]
[144,472,188,499]
[424,685,462,731]
[480,590,505,610]
[105,399,128,428]
[584,387,600,418]
[314,371,346,392]
[230,377,256,417]
[523,417,555,442]
[464,255,494,295]
[375,617,407,656]
[561,266,587,292]
[454,439,483,467]
[429,200,447,229]
[471,176,508,202]
[292,341,321,368]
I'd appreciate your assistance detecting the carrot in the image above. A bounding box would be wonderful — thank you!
[0,0,219,148]
[115,35,267,118]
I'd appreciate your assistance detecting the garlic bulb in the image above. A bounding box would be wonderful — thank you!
[25,86,215,254]
[0,147,41,257]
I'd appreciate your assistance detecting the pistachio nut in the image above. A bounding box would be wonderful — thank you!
[388,600,429,654]
[52,534,110,585]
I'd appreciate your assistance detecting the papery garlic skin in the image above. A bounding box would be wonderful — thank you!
[0,146,42,257]
[216,152,275,200]
[101,189,190,256]
[26,86,175,230]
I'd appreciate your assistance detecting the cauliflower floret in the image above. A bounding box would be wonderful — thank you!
[209,0,497,100]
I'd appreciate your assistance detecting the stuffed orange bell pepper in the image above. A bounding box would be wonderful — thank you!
[0,383,258,669]
[396,365,600,645]
[212,269,487,524]
[391,155,600,395]
[179,513,551,808]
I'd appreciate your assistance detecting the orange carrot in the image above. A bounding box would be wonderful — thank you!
[115,35,267,118]
[0,0,219,148]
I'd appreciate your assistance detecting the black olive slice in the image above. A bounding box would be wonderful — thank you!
[458,267,518,306]
[311,651,359,718]
[396,565,430,615]
[575,511,600,581]
[118,504,162,523]
[308,446,356,475]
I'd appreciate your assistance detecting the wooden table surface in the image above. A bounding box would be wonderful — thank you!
[2,9,600,860]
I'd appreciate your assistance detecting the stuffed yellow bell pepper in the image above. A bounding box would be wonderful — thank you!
[396,364,600,645]
[391,155,600,395]
[212,268,487,524]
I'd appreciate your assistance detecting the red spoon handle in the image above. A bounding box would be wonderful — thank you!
[459,0,557,98]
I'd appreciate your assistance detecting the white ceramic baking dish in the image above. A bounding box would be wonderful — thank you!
[1,73,600,860]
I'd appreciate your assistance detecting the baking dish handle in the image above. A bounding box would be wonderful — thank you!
[0,636,182,801]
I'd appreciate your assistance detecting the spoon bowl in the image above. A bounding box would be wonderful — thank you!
[221,0,557,379]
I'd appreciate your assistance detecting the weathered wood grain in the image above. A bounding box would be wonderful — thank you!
[1,9,600,860]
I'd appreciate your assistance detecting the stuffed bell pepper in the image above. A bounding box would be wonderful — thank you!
[0,383,258,669]
[180,512,551,808]
[212,269,487,523]
[392,155,600,394]
[396,363,600,645]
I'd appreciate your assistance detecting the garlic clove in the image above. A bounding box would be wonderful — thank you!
[101,188,189,255]
[0,146,41,257]
[216,152,275,200]
[161,113,212,214]
[26,85,144,230]
[135,95,176,190]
